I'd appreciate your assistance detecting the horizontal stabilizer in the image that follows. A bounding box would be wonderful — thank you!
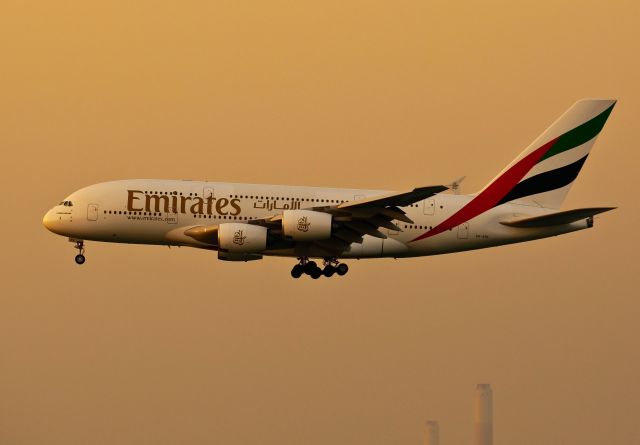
[501,207,615,228]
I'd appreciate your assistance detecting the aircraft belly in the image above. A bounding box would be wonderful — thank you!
[382,237,409,257]
[68,217,171,244]
[405,218,589,255]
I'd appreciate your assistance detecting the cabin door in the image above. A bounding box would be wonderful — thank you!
[203,187,215,199]
[423,199,435,215]
[87,204,99,221]
[457,222,469,239]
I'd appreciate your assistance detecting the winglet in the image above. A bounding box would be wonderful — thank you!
[448,176,466,194]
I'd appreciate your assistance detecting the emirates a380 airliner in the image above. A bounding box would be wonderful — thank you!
[43,99,616,278]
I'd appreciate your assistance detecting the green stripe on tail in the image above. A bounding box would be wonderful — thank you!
[540,104,615,162]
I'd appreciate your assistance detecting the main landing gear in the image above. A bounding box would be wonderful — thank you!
[290,258,349,279]
[73,240,86,265]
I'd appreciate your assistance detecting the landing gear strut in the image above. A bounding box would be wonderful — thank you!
[290,257,348,279]
[73,240,86,265]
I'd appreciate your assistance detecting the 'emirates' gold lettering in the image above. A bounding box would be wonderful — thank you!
[127,190,244,217]
[190,197,204,214]
[215,198,229,215]
[127,190,144,211]
[146,194,170,213]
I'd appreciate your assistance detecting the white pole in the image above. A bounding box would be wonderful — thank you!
[474,384,493,445]
[424,420,439,445]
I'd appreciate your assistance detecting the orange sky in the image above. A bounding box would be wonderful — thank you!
[1,1,639,444]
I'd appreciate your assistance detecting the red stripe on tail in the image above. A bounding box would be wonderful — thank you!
[411,138,559,242]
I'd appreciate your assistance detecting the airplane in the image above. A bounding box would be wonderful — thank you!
[43,99,616,278]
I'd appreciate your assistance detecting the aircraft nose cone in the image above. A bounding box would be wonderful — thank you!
[42,209,56,232]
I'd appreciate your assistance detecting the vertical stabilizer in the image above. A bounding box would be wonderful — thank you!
[480,99,616,209]
[411,99,616,242]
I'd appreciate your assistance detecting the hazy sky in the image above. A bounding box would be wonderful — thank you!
[1,1,639,444]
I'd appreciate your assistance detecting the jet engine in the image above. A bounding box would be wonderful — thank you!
[282,210,332,241]
[218,223,267,253]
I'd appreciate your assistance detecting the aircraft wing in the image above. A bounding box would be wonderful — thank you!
[264,184,448,255]
[184,184,448,256]
[337,186,449,209]
[303,185,448,255]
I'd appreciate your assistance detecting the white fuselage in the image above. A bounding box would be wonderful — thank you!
[43,179,589,259]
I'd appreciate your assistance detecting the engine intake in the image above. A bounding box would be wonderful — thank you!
[282,210,332,241]
[218,223,267,253]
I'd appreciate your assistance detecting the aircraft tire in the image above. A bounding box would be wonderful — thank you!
[322,265,335,277]
[304,261,317,274]
[291,264,304,278]
[336,263,348,276]
[75,254,86,265]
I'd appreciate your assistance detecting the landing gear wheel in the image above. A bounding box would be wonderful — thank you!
[336,263,349,276]
[291,264,303,279]
[73,240,86,265]
[322,265,336,277]
[292,258,326,279]
[304,261,318,275]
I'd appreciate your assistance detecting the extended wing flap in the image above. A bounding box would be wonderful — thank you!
[500,207,615,228]
[313,185,447,251]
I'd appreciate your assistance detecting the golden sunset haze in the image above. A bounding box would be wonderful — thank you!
[1,1,639,444]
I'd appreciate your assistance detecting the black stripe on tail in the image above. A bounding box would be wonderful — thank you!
[497,155,588,206]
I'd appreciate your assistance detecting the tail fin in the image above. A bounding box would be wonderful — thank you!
[411,99,615,242]
[480,99,616,209]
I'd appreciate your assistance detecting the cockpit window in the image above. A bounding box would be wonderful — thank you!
[60,201,73,206]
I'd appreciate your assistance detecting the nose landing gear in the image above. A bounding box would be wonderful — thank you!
[73,240,86,265]
[290,257,349,279]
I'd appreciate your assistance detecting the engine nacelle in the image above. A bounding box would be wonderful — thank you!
[218,223,267,253]
[282,210,332,241]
